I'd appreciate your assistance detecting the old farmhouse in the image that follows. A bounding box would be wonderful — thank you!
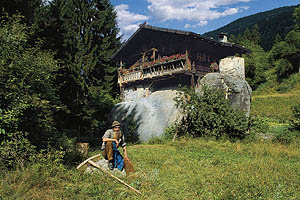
[112,24,250,101]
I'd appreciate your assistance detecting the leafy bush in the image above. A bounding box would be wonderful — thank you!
[0,14,59,152]
[249,116,270,134]
[290,101,300,131]
[0,133,36,169]
[54,135,83,165]
[174,86,249,140]
[274,130,300,144]
[275,58,294,81]
[242,41,269,90]
[163,123,178,140]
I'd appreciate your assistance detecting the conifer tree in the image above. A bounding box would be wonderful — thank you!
[53,0,120,137]
[293,6,300,32]
[243,28,251,41]
[251,24,261,45]
[1,0,42,25]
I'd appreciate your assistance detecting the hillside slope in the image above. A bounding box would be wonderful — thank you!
[204,5,299,50]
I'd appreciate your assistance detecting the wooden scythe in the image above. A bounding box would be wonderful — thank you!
[76,154,142,195]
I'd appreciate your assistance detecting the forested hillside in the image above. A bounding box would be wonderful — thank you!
[204,5,299,50]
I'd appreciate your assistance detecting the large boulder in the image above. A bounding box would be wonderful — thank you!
[110,73,252,142]
[197,73,252,117]
[110,90,180,141]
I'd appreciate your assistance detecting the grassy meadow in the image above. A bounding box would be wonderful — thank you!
[251,92,300,121]
[1,139,300,199]
[1,77,300,200]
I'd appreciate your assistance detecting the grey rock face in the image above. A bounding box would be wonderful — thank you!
[110,90,180,141]
[85,159,126,176]
[197,73,252,117]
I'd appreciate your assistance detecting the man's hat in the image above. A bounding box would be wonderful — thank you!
[111,120,121,128]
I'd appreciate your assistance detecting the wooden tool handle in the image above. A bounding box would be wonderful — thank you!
[88,160,142,195]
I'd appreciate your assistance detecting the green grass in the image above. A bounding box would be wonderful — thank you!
[250,73,300,121]
[2,139,300,199]
[251,93,300,121]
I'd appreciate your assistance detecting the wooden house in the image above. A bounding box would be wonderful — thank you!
[112,24,249,101]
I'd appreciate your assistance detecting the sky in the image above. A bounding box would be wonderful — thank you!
[110,0,300,40]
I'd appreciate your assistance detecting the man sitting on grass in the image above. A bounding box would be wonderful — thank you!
[101,121,128,170]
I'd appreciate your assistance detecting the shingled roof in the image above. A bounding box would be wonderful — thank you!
[112,24,249,67]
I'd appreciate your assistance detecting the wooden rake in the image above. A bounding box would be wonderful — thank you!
[76,154,141,195]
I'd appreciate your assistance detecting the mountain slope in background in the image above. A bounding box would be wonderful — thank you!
[204,5,299,50]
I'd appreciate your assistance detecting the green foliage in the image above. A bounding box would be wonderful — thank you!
[249,116,270,134]
[205,5,297,50]
[274,130,300,145]
[290,101,300,131]
[293,6,300,31]
[54,135,83,165]
[147,136,166,145]
[47,0,121,139]
[0,133,36,169]
[163,123,178,140]
[242,42,269,89]
[0,13,59,161]
[1,0,42,25]
[124,115,140,144]
[174,87,248,140]
[275,58,294,81]
[269,21,300,81]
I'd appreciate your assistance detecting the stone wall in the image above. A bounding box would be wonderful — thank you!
[219,56,245,80]
[123,84,147,102]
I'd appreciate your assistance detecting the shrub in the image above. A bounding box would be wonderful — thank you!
[274,130,300,144]
[174,86,249,140]
[249,116,270,134]
[147,136,166,145]
[290,101,300,131]
[163,123,178,140]
[0,132,36,169]
[55,135,83,165]
[276,59,294,81]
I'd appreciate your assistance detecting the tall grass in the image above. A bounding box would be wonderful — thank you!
[1,139,300,199]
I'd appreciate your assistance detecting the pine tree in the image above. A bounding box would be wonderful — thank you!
[53,0,120,138]
[293,6,300,32]
[274,34,282,44]
[1,0,42,25]
[251,24,261,45]
[243,28,251,41]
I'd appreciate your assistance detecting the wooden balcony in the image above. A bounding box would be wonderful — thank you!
[118,53,192,85]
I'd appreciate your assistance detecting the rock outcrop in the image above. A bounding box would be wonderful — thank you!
[197,73,252,117]
[111,90,180,141]
[85,159,126,176]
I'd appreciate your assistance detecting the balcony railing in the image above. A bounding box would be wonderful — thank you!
[118,53,191,85]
